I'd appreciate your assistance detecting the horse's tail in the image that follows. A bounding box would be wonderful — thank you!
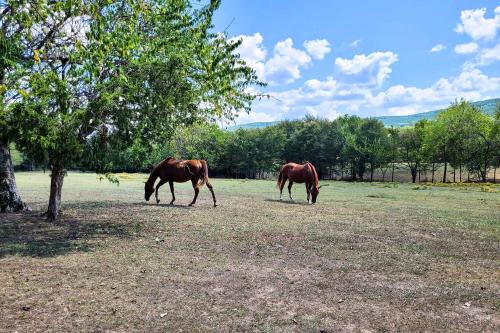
[198,160,209,187]
[277,168,283,187]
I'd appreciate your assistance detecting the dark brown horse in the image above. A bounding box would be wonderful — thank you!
[145,157,216,207]
[277,162,321,203]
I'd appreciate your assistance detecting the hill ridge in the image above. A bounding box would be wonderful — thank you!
[226,98,499,130]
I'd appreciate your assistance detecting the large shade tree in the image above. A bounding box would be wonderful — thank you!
[6,0,262,220]
[0,0,54,212]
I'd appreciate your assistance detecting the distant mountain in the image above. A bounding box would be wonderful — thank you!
[226,98,499,130]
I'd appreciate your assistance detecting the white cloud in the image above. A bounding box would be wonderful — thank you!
[334,51,398,86]
[233,35,313,85]
[477,44,500,65]
[430,44,446,53]
[454,6,500,40]
[231,33,267,80]
[454,42,479,54]
[265,38,312,85]
[303,39,331,60]
[240,67,500,123]
[349,39,361,48]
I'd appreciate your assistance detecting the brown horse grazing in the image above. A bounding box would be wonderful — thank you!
[144,157,216,207]
[277,162,322,203]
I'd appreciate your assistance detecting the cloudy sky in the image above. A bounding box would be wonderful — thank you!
[213,0,500,124]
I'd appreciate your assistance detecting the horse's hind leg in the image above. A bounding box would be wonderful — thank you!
[279,177,287,200]
[288,181,294,201]
[168,180,175,205]
[206,181,217,207]
[189,179,199,206]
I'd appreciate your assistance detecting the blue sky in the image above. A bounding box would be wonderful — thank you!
[213,1,500,124]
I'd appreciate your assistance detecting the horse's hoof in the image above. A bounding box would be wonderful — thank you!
[189,203,194,207]
[156,199,160,204]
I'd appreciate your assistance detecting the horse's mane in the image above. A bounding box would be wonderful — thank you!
[147,157,175,184]
[306,162,319,187]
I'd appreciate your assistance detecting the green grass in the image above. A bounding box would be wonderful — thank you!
[1,172,499,332]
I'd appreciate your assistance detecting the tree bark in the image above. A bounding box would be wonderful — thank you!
[442,161,447,183]
[411,168,417,183]
[46,166,66,221]
[370,163,374,182]
[0,142,28,213]
[431,162,435,183]
[391,162,395,182]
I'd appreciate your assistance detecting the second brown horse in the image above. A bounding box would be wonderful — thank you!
[145,157,216,207]
[277,162,321,203]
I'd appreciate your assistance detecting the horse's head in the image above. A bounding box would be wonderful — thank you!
[144,181,154,201]
[310,184,322,203]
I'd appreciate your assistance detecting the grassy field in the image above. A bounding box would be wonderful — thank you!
[1,172,499,332]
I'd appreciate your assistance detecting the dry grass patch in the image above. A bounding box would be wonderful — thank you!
[0,173,499,332]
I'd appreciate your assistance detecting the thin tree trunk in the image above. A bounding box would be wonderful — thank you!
[431,162,435,183]
[0,142,28,213]
[391,162,395,182]
[418,168,421,183]
[370,163,374,182]
[459,164,462,182]
[494,167,497,184]
[411,168,417,183]
[47,166,66,221]
[443,161,447,183]
[453,168,456,183]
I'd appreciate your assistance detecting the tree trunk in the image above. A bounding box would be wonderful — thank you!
[494,167,497,184]
[442,161,447,183]
[0,142,28,213]
[453,168,456,183]
[431,163,435,183]
[47,166,66,221]
[418,168,421,183]
[459,164,462,182]
[370,163,374,182]
[411,168,417,183]
[391,162,395,182]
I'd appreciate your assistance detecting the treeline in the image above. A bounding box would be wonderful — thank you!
[82,100,500,183]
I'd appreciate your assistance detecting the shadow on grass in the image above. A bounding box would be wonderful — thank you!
[264,199,311,206]
[0,211,133,258]
[61,200,195,210]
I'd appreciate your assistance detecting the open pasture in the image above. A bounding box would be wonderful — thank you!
[1,172,499,332]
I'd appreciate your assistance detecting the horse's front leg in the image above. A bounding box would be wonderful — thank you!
[155,179,167,204]
[288,181,294,201]
[305,182,310,204]
[168,180,175,205]
[189,178,199,206]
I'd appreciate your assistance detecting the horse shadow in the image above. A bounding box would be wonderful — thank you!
[264,198,310,206]
[130,202,201,209]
